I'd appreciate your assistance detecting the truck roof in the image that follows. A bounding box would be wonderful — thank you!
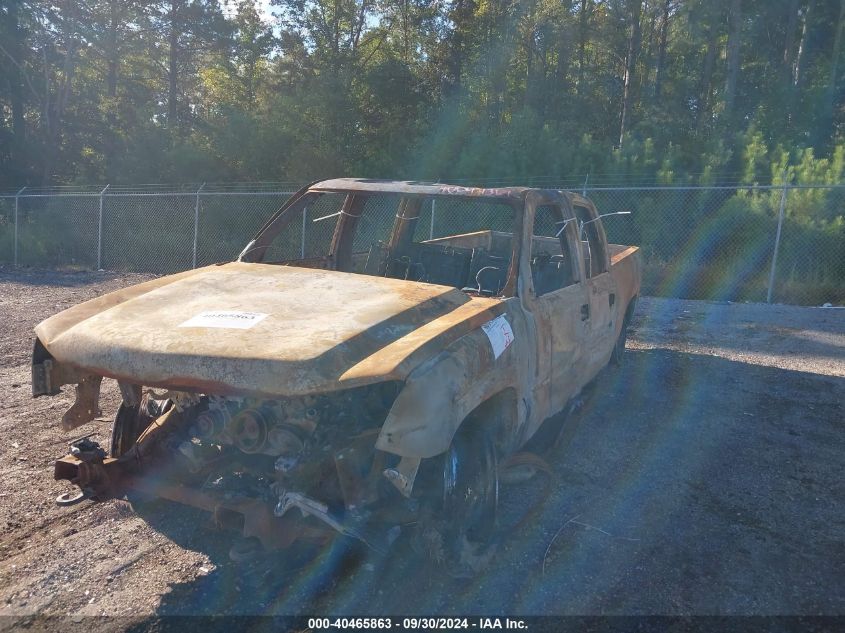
[310,178,593,208]
[310,178,529,200]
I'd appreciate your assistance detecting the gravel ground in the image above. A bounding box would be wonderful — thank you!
[0,268,842,627]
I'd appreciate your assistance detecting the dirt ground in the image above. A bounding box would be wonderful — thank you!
[0,267,842,627]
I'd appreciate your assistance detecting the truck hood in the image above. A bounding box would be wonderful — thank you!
[34,262,505,396]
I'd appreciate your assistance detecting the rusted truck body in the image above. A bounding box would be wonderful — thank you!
[33,179,640,571]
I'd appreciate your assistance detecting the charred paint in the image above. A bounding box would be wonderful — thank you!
[37,180,641,557]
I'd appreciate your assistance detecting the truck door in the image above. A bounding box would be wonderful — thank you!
[573,202,618,377]
[527,199,587,418]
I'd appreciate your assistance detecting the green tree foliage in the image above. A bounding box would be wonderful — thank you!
[0,0,842,187]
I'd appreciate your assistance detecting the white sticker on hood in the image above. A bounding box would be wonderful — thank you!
[481,314,514,359]
[178,310,268,330]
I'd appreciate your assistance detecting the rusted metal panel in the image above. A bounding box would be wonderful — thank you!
[35,262,504,397]
[375,309,527,458]
[310,178,529,200]
[61,375,102,430]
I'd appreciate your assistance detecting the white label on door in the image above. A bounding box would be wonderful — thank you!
[481,314,514,359]
[178,310,268,329]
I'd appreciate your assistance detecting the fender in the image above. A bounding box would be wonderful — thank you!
[375,321,524,459]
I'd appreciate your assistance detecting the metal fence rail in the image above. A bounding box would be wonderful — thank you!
[0,182,842,306]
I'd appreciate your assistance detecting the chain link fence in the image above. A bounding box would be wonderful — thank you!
[0,183,842,305]
[587,185,844,305]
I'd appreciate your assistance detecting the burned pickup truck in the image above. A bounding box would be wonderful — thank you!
[33,179,640,572]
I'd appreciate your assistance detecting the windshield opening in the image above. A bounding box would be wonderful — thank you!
[258,191,519,297]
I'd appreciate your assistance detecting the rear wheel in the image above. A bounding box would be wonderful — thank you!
[610,320,629,366]
[611,299,638,366]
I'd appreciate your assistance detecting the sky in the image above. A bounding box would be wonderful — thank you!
[257,0,277,23]
[221,0,278,24]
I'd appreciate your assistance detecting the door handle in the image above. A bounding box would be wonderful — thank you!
[581,304,590,321]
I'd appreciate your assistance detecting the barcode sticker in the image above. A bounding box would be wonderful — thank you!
[178,311,268,329]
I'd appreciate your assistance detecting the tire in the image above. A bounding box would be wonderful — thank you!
[110,395,170,458]
[110,402,143,458]
[110,395,169,506]
[415,425,499,577]
[611,298,637,367]
[610,319,629,366]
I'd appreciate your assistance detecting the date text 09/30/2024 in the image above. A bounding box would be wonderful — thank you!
[308,618,529,630]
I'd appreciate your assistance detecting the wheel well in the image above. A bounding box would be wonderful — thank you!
[455,388,518,456]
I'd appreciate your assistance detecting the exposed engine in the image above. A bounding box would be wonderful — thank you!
[179,382,397,458]
[54,381,409,554]
[52,372,511,573]
[153,383,407,542]
[55,383,428,549]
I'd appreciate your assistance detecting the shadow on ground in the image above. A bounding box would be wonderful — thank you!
[126,348,844,622]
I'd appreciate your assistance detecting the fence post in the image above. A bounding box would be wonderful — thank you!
[13,187,25,267]
[301,205,307,258]
[429,198,436,240]
[766,182,789,304]
[97,185,109,270]
[192,183,205,269]
[582,174,589,197]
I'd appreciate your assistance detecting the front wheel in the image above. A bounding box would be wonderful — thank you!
[414,425,499,577]
[110,395,170,507]
[110,402,143,458]
[110,394,171,457]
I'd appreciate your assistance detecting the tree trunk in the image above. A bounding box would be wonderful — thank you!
[331,0,341,76]
[402,0,410,65]
[444,0,470,95]
[553,5,572,115]
[246,58,255,108]
[821,0,845,142]
[723,0,742,118]
[782,0,802,126]
[168,0,182,138]
[783,0,800,73]
[654,0,671,99]
[104,0,119,173]
[523,13,535,109]
[5,0,26,149]
[794,0,813,88]
[619,0,643,148]
[106,2,118,100]
[695,24,718,133]
[42,39,78,185]
[577,0,592,96]
[827,1,844,97]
